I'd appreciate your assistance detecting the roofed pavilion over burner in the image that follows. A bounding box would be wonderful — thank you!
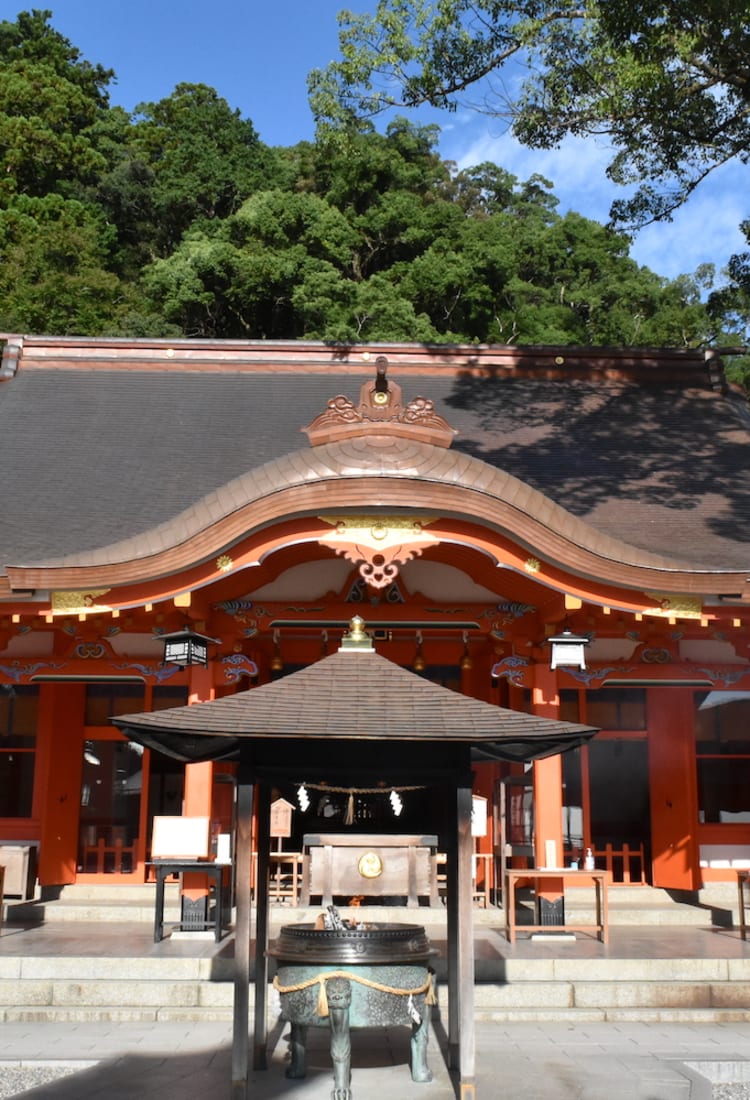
[115,616,598,1100]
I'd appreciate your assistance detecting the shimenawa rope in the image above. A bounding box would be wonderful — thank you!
[273,968,436,1017]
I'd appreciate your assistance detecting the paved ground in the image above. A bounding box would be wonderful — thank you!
[3,900,750,1097]
[3,1017,750,1098]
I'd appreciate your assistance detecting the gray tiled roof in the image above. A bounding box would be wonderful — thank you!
[1,353,749,572]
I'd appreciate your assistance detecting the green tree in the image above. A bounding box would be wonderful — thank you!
[301,120,458,280]
[0,9,730,346]
[78,106,159,278]
[0,8,112,102]
[0,9,113,199]
[142,113,724,347]
[0,195,124,333]
[310,1,750,231]
[129,83,270,252]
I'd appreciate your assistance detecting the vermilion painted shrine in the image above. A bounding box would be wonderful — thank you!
[2,335,750,898]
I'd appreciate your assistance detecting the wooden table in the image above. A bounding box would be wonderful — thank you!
[504,869,609,943]
[149,860,230,942]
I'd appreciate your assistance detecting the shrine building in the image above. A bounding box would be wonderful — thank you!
[1,334,749,899]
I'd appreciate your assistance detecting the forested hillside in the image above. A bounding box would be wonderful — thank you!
[0,9,742,349]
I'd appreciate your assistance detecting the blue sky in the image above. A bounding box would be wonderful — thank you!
[5,0,747,284]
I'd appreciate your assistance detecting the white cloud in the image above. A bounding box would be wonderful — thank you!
[438,120,748,282]
[630,166,747,280]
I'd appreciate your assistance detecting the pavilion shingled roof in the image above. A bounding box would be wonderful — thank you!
[113,643,597,763]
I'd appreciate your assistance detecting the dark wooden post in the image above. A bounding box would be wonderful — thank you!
[456,778,477,1099]
[444,765,476,1097]
[253,782,272,1070]
[232,756,254,1099]
[445,784,459,1069]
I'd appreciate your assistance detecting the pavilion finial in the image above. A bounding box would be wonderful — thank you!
[339,616,375,652]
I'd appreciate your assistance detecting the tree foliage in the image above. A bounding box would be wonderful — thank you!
[0,8,744,347]
[0,195,121,333]
[141,123,727,345]
[0,8,112,199]
[310,0,750,230]
[128,83,269,252]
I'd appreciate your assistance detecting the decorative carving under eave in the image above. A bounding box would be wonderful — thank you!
[303,356,456,448]
[319,515,439,589]
[51,589,111,613]
[490,655,529,686]
[0,659,65,683]
[645,593,703,619]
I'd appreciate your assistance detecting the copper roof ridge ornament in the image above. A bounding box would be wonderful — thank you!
[303,356,456,448]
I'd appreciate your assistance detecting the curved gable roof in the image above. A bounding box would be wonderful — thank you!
[2,339,749,595]
[4,435,703,581]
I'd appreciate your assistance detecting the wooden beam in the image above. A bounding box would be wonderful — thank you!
[456,779,476,1097]
[231,758,254,1099]
[445,790,459,1070]
[253,783,272,1070]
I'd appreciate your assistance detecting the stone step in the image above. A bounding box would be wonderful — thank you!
[7,950,750,984]
[4,899,185,923]
[5,979,750,1025]
[4,886,746,1024]
[6,887,738,928]
[3,949,750,1017]
[0,956,234,981]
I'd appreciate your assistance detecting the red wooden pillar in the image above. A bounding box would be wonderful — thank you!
[531,664,565,923]
[531,664,564,869]
[648,687,700,889]
[183,664,215,826]
[37,683,85,886]
[182,665,216,906]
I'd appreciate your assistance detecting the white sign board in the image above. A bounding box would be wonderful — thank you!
[471,795,488,838]
[151,816,210,859]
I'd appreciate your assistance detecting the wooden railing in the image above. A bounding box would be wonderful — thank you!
[592,843,647,885]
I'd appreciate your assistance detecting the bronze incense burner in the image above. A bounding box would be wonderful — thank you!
[269,918,438,1099]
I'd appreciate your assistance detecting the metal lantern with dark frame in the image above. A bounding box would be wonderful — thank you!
[548,628,591,671]
[161,628,220,668]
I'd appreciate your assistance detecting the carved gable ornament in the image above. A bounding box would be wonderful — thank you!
[303,355,456,448]
[319,516,439,589]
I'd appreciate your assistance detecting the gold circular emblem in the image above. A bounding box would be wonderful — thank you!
[357,851,383,879]
[373,390,389,405]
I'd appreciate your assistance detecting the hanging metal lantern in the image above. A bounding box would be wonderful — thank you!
[161,627,219,668]
[547,628,591,670]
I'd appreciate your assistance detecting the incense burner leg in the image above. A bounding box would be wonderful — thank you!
[327,976,352,1100]
[410,1001,433,1083]
[286,1022,307,1079]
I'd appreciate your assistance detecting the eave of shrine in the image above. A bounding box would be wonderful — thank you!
[3,338,750,624]
[4,435,749,620]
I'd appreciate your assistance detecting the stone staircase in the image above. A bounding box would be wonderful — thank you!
[4,882,184,925]
[1,884,748,1025]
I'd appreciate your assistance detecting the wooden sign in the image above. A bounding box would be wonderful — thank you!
[270,798,294,838]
